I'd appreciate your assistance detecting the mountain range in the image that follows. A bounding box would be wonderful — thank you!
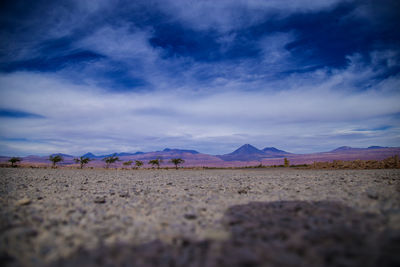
[1,144,399,167]
[217,144,290,161]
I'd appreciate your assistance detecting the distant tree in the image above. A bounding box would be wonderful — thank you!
[148,158,163,169]
[103,154,120,168]
[123,160,133,169]
[284,158,290,167]
[49,155,63,168]
[74,156,91,169]
[9,157,21,167]
[135,160,144,169]
[170,158,185,169]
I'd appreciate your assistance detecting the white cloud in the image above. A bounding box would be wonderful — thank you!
[158,0,348,32]
[78,26,158,61]
[1,47,399,156]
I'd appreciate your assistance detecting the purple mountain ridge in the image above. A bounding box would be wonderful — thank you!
[217,144,289,161]
[262,147,290,154]
[162,148,199,154]
[50,153,74,158]
[82,152,145,159]
[1,144,399,167]
[330,146,389,152]
[330,146,356,152]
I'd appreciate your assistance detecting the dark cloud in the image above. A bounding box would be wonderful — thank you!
[1,0,399,80]
[0,108,44,118]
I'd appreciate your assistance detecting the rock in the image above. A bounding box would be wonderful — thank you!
[119,191,130,198]
[0,252,16,265]
[366,189,379,199]
[6,227,38,239]
[121,216,133,225]
[238,189,248,194]
[32,215,44,223]
[16,198,31,206]
[184,214,197,220]
[94,196,106,204]
[203,229,230,241]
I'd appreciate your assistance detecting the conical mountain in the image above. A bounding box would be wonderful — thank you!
[218,144,266,161]
[231,144,264,154]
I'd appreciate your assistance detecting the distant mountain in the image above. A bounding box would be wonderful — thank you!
[82,152,144,159]
[163,148,199,154]
[82,152,97,159]
[331,146,389,152]
[218,144,287,161]
[230,144,263,155]
[330,146,355,152]
[1,145,399,167]
[50,153,74,158]
[262,147,289,154]
[113,152,144,157]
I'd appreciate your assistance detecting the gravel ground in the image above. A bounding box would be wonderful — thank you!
[1,168,399,266]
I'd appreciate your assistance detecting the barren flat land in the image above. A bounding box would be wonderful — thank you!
[1,168,400,266]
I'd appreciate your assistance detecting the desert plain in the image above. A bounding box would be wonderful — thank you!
[1,167,399,266]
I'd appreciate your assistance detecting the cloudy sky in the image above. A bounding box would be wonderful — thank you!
[0,0,399,156]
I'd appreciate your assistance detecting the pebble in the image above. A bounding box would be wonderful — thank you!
[119,191,130,198]
[366,189,379,199]
[238,189,248,194]
[184,214,197,220]
[16,198,31,206]
[94,196,106,204]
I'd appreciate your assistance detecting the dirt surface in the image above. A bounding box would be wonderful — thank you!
[1,168,399,266]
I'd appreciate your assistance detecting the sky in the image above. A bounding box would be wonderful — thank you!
[0,0,399,156]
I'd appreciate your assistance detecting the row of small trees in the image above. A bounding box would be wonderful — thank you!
[45,154,185,169]
[105,155,185,169]
[8,155,290,169]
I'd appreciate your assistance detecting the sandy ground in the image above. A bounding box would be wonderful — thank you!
[1,168,399,266]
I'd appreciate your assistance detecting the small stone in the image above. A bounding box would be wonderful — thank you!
[121,216,133,225]
[184,213,197,220]
[238,189,248,194]
[366,189,379,199]
[16,198,31,206]
[32,215,44,223]
[94,196,106,204]
[119,191,130,198]
[203,229,230,241]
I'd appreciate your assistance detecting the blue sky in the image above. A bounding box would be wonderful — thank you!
[0,0,399,156]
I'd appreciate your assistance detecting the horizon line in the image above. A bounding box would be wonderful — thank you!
[0,144,397,158]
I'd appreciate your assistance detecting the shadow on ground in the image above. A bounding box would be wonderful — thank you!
[12,201,400,267]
